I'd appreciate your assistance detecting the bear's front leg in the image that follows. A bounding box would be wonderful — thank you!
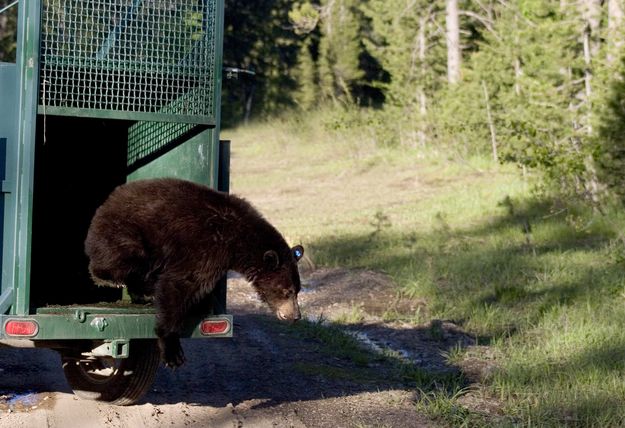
[156,330,185,368]
[153,276,191,368]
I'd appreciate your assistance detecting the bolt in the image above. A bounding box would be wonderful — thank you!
[90,317,108,332]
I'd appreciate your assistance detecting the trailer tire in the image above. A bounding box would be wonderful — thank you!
[61,339,160,405]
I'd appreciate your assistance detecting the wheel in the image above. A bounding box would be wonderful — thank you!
[61,339,160,406]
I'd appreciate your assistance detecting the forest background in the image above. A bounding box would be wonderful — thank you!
[221,0,625,207]
[3,0,625,205]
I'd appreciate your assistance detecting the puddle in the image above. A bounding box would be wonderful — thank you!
[299,278,319,294]
[346,330,413,363]
[8,392,39,407]
[299,285,317,295]
[0,391,49,412]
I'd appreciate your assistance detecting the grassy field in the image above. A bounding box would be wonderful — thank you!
[223,111,625,427]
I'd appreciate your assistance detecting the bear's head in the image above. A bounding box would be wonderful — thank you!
[252,245,304,322]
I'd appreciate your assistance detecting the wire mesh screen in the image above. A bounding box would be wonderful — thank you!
[127,121,195,170]
[39,0,217,123]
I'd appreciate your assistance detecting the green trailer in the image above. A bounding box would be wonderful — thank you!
[0,0,231,405]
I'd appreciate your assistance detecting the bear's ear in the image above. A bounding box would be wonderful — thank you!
[263,250,280,270]
[292,245,304,262]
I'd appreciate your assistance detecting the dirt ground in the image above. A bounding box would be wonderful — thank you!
[0,269,483,428]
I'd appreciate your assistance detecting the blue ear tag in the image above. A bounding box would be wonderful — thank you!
[294,248,302,259]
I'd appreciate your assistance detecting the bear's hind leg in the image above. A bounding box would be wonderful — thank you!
[86,227,148,292]
[89,256,151,303]
[88,264,127,289]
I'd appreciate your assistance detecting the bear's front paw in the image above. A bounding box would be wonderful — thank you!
[158,335,185,368]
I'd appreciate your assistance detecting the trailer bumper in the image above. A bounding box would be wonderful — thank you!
[0,306,232,342]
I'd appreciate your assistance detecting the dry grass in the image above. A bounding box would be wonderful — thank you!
[225,122,521,245]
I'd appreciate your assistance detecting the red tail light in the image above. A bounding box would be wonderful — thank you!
[200,319,230,336]
[5,320,39,337]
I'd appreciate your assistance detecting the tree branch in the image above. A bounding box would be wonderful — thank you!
[459,10,502,42]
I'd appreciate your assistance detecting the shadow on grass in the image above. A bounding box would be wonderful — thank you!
[308,196,625,423]
[499,335,625,426]
[309,196,621,339]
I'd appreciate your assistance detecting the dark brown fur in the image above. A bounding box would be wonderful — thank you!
[85,178,303,367]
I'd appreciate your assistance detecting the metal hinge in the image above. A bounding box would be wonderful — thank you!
[1,181,12,194]
[91,340,130,359]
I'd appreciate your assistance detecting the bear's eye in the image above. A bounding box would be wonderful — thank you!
[283,289,294,298]
[292,245,304,261]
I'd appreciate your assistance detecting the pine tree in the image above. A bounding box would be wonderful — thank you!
[222,0,302,124]
[364,0,446,146]
[593,1,625,203]
[317,0,365,103]
[595,55,625,202]
[293,37,319,109]
[433,1,606,196]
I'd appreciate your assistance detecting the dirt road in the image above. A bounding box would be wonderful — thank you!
[0,270,475,427]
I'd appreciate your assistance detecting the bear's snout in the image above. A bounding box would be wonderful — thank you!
[275,296,301,322]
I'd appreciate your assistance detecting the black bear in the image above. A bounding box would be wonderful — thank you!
[85,178,304,367]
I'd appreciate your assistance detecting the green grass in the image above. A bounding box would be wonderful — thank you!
[415,388,489,427]
[224,110,625,426]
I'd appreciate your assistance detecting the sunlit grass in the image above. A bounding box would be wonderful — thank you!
[223,110,625,426]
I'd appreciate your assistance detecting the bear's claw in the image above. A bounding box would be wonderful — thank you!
[159,335,185,368]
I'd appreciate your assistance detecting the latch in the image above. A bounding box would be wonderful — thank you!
[224,66,256,80]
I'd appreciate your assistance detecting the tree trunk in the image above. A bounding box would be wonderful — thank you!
[446,0,461,84]
[579,0,604,205]
[580,0,602,107]
[481,80,498,163]
[582,30,593,103]
[0,12,7,62]
[319,0,336,102]
[417,13,427,147]
[244,83,255,126]
[607,0,624,65]
[582,0,602,56]
[513,57,522,96]
[513,15,522,96]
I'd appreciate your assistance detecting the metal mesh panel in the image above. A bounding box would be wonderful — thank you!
[127,120,194,169]
[127,89,207,168]
[39,0,217,123]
